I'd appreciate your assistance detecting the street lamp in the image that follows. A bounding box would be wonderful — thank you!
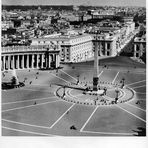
[63,86,66,98]
[77,74,80,85]
[115,88,120,104]
[121,77,125,88]
[94,99,97,105]
[103,87,107,95]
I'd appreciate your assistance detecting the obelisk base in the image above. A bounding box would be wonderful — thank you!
[93,77,99,91]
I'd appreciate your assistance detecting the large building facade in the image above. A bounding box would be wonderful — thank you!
[60,34,93,62]
[31,33,93,63]
[87,21,136,57]
[1,21,138,72]
[134,35,146,58]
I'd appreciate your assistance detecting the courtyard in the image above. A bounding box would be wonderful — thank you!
[2,56,146,136]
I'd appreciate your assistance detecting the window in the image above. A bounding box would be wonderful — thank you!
[107,43,110,49]
[107,51,110,56]
[137,45,140,51]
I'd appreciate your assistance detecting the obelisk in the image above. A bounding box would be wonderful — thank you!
[93,41,99,91]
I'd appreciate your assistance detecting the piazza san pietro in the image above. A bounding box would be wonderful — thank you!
[1,0,146,137]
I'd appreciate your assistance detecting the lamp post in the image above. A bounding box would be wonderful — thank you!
[121,77,125,88]
[94,99,97,105]
[77,74,80,85]
[103,87,107,95]
[63,86,66,98]
[115,88,119,104]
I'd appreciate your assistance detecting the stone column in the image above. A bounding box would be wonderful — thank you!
[56,54,60,68]
[41,54,44,69]
[134,44,137,57]
[140,43,143,57]
[55,54,58,68]
[105,42,108,56]
[17,55,20,69]
[48,55,51,69]
[32,54,34,68]
[27,54,29,69]
[7,55,10,70]
[14,55,17,69]
[3,56,6,71]
[37,54,39,69]
[13,55,15,70]
[21,55,24,69]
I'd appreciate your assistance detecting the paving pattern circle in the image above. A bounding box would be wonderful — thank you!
[56,81,135,106]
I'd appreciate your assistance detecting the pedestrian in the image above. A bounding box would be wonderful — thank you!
[30,81,32,84]
[34,101,37,105]
[104,87,107,95]
[136,101,140,104]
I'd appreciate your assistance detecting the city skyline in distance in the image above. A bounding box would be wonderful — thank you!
[2,0,146,7]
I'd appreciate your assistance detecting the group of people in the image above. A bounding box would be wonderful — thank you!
[28,70,40,85]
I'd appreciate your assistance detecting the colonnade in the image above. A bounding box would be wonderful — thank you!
[134,43,146,58]
[1,53,60,71]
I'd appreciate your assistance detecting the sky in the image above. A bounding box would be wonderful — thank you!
[2,0,146,7]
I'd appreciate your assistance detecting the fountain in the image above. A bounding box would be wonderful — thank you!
[11,70,19,85]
